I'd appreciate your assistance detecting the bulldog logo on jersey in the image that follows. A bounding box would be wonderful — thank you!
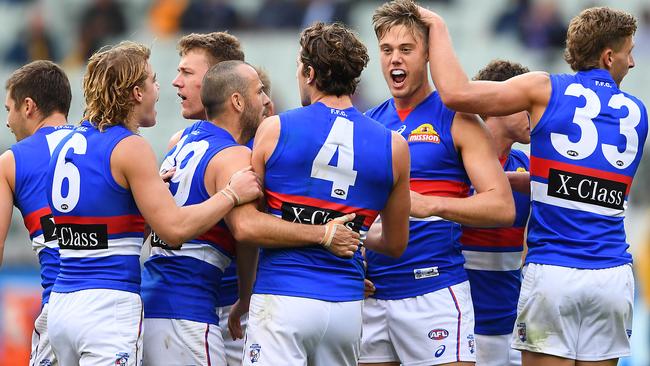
[517,322,527,342]
[114,352,129,365]
[249,343,261,363]
[408,123,440,143]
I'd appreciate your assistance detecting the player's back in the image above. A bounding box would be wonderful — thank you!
[256,102,393,302]
[46,121,145,294]
[528,69,648,268]
[364,92,470,300]
[141,121,238,324]
[11,125,73,305]
[460,149,529,335]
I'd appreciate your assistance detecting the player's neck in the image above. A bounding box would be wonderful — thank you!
[393,83,432,111]
[31,112,68,134]
[210,117,244,144]
[311,94,353,110]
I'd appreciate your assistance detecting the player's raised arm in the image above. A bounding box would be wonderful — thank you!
[418,6,550,121]
[364,131,410,257]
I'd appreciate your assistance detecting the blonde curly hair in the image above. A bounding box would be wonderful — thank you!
[83,41,151,132]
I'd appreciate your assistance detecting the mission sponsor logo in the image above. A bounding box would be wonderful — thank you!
[547,168,626,210]
[40,214,57,242]
[56,223,108,250]
[407,123,440,143]
[414,266,439,279]
[281,202,365,232]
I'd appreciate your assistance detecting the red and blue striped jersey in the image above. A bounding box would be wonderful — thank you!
[11,125,73,305]
[142,121,238,325]
[461,149,529,335]
[254,102,393,302]
[528,69,647,269]
[365,92,470,300]
[46,121,145,294]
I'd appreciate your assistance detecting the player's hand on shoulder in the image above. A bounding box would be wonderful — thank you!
[225,166,262,206]
[320,213,361,259]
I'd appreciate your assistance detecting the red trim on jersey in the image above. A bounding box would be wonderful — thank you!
[265,190,379,228]
[23,207,52,235]
[530,156,633,194]
[396,107,414,121]
[410,179,470,198]
[460,227,525,248]
[196,225,236,256]
[54,214,145,234]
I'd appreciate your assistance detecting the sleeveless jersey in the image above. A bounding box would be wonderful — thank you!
[254,102,393,302]
[46,121,145,294]
[365,92,470,300]
[11,125,73,305]
[141,121,238,324]
[461,149,530,335]
[528,69,648,269]
[216,138,255,309]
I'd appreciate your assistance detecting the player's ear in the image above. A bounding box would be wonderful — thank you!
[22,97,37,118]
[306,66,315,84]
[132,85,144,103]
[232,92,245,113]
[601,48,614,69]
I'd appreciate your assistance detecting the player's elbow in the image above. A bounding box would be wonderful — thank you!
[384,233,408,258]
[438,88,469,112]
[229,218,257,244]
[155,228,186,248]
[495,197,516,227]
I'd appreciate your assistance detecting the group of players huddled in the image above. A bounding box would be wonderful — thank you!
[1,1,646,365]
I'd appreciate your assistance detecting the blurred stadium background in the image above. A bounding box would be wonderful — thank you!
[0,0,648,364]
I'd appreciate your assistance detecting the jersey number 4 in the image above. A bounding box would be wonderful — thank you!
[551,83,641,169]
[311,116,358,200]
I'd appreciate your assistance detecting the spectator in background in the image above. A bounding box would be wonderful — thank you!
[256,0,305,29]
[76,0,126,61]
[301,0,350,28]
[493,0,530,36]
[5,5,58,65]
[149,0,189,36]
[518,1,565,51]
[180,0,240,32]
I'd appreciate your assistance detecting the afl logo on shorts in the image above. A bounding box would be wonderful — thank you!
[428,328,449,340]
[408,123,440,143]
[249,343,261,363]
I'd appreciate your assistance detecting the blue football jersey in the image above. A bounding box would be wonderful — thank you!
[254,102,394,302]
[528,69,648,269]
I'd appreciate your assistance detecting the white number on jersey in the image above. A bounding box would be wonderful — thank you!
[551,83,641,169]
[168,139,209,205]
[310,116,358,200]
[45,129,73,156]
[51,133,87,213]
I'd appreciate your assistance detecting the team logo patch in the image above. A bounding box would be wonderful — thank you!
[249,343,261,363]
[435,345,446,358]
[407,123,440,143]
[626,329,632,338]
[467,334,475,354]
[517,322,527,342]
[428,328,449,340]
[414,266,439,280]
[115,352,129,365]
[39,360,52,366]
[516,167,527,173]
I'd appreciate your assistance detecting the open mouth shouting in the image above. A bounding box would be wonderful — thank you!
[390,69,407,88]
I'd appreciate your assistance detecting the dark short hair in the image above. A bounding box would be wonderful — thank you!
[178,32,245,66]
[6,60,71,118]
[201,60,251,119]
[299,22,369,96]
[474,59,530,81]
